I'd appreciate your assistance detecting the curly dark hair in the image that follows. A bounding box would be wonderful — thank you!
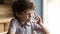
[12,0,35,14]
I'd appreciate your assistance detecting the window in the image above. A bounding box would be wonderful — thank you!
[43,0,60,34]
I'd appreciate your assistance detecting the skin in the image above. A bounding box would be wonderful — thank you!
[34,13,50,34]
[15,10,34,24]
[8,10,50,34]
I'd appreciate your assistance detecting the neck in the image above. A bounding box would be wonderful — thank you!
[17,17,26,24]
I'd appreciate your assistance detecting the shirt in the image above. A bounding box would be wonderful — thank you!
[8,13,42,34]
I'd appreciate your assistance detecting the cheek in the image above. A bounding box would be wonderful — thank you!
[20,16,27,20]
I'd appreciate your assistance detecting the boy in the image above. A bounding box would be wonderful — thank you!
[8,0,50,34]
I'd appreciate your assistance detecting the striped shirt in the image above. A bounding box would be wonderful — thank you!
[9,13,42,34]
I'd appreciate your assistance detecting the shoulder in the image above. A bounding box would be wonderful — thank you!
[10,18,17,22]
[10,18,19,25]
[10,18,18,23]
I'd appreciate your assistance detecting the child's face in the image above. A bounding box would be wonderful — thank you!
[16,10,34,22]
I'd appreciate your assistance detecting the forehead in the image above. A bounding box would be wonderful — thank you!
[22,10,34,14]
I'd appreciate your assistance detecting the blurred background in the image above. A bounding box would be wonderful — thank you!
[43,0,60,34]
[1,0,60,34]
